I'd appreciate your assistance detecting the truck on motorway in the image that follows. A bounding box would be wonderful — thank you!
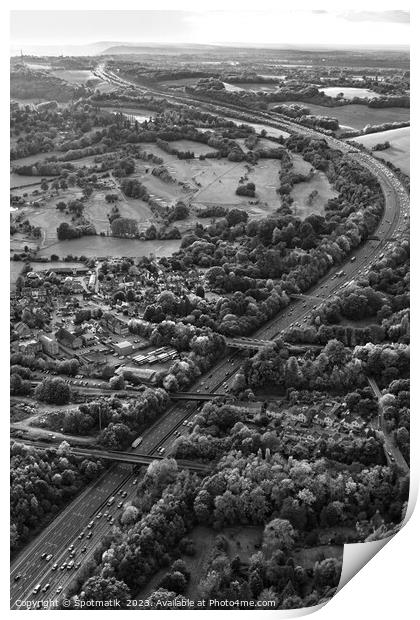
[107,495,115,506]
[131,436,143,448]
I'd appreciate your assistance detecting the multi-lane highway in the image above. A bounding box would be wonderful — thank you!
[10,75,409,608]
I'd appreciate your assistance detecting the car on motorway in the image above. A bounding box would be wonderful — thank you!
[87,521,94,529]
[75,562,82,569]
[14,573,22,581]
[32,584,41,595]
[104,511,109,517]
[97,512,102,519]
[42,583,50,593]
[68,544,74,551]
[121,491,127,498]
[117,501,123,508]
[86,532,93,539]
[41,552,47,560]
[81,546,87,553]
[78,532,84,539]
[69,550,75,558]
[60,563,67,570]
[110,518,115,524]
[46,554,52,561]
[56,586,63,594]
[133,478,138,485]
[67,561,74,570]
[51,562,58,570]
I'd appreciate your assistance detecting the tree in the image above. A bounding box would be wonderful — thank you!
[109,375,126,391]
[111,217,138,238]
[262,519,296,555]
[313,558,341,589]
[82,576,131,608]
[159,571,188,594]
[34,377,71,404]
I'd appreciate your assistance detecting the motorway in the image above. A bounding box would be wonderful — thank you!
[10,74,409,608]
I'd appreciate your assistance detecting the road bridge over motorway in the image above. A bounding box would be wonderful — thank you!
[225,337,323,352]
[225,337,272,350]
[289,293,326,302]
[171,392,226,401]
[13,439,210,473]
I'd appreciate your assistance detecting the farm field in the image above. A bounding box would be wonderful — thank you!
[346,126,410,175]
[37,236,181,259]
[51,69,96,84]
[192,158,283,217]
[85,190,154,234]
[10,174,47,189]
[269,101,410,131]
[290,170,338,218]
[132,144,332,222]
[319,86,381,99]
[224,81,281,92]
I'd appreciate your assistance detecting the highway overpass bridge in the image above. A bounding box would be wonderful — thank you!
[171,392,226,401]
[289,293,326,302]
[11,439,211,473]
[225,337,323,352]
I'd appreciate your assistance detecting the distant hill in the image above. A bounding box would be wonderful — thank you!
[100,43,222,56]
[11,42,125,57]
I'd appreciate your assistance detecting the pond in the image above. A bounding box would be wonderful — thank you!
[37,236,181,260]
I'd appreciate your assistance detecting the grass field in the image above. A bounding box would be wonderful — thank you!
[224,81,281,92]
[346,126,410,175]
[85,191,154,234]
[51,69,97,84]
[319,86,381,100]
[37,236,181,259]
[290,170,338,218]
[270,101,410,131]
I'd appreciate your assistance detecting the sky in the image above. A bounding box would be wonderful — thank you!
[10,9,410,53]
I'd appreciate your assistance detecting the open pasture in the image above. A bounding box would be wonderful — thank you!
[319,86,381,99]
[269,101,410,131]
[346,126,410,174]
[51,69,97,84]
[290,170,338,218]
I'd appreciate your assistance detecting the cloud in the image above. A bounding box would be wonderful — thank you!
[339,11,409,24]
